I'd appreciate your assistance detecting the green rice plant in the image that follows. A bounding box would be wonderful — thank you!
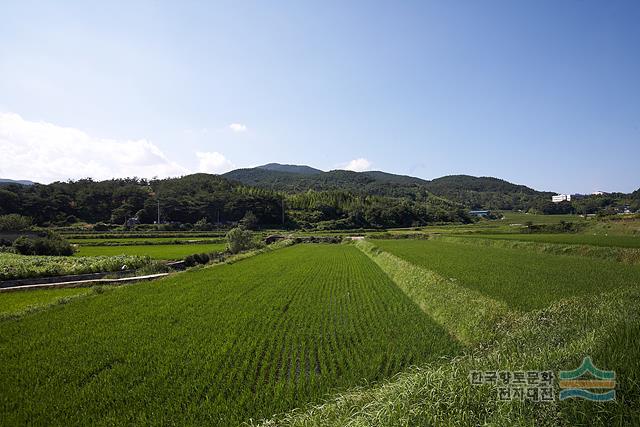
[372,239,640,311]
[355,239,510,346]
[435,235,640,264]
[258,286,640,426]
[0,288,92,319]
[0,244,460,426]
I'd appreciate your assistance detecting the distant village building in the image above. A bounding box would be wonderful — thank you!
[551,194,571,203]
[592,191,606,196]
[469,210,490,217]
[125,217,140,227]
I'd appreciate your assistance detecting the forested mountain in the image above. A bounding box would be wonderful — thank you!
[223,168,431,198]
[0,179,35,186]
[256,163,323,174]
[424,175,553,210]
[223,167,550,210]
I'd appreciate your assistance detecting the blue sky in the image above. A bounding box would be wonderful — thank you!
[1,0,638,193]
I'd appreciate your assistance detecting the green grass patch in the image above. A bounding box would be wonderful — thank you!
[0,253,151,280]
[373,239,640,311]
[74,243,226,260]
[0,244,460,425]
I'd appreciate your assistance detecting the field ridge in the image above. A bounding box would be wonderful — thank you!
[354,239,510,346]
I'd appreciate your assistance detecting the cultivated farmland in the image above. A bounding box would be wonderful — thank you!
[373,239,640,310]
[0,244,460,425]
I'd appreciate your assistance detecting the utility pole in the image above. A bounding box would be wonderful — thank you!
[157,188,160,226]
[281,196,285,227]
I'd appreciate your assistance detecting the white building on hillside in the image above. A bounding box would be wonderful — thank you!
[552,194,571,203]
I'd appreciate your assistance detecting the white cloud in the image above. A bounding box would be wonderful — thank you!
[228,123,247,132]
[0,112,189,183]
[196,151,235,174]
[342,158,372,172]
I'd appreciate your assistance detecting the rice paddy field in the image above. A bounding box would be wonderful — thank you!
[74,243,226,260]
[373,239,640,310]
[2,229,640,425]
[0,244,460,425]
[0,287,92,318]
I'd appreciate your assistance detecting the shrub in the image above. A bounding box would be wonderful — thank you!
[93,222,110,232]
[226,227,254,254]
[239,211,259,230]
[0,214,32,232]
[193,218,214,231]
[13,232,75,256]
[184,252,211,267]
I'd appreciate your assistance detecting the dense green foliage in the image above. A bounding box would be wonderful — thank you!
[13,232,74,256]
[0,173,471,229]
[2,167,636,230]
[0,244,460,425]
[0,253,150,280]
[374,239,640,310]
[225,227,255,254]
[74,243,226,260]
[0,214,32,231]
